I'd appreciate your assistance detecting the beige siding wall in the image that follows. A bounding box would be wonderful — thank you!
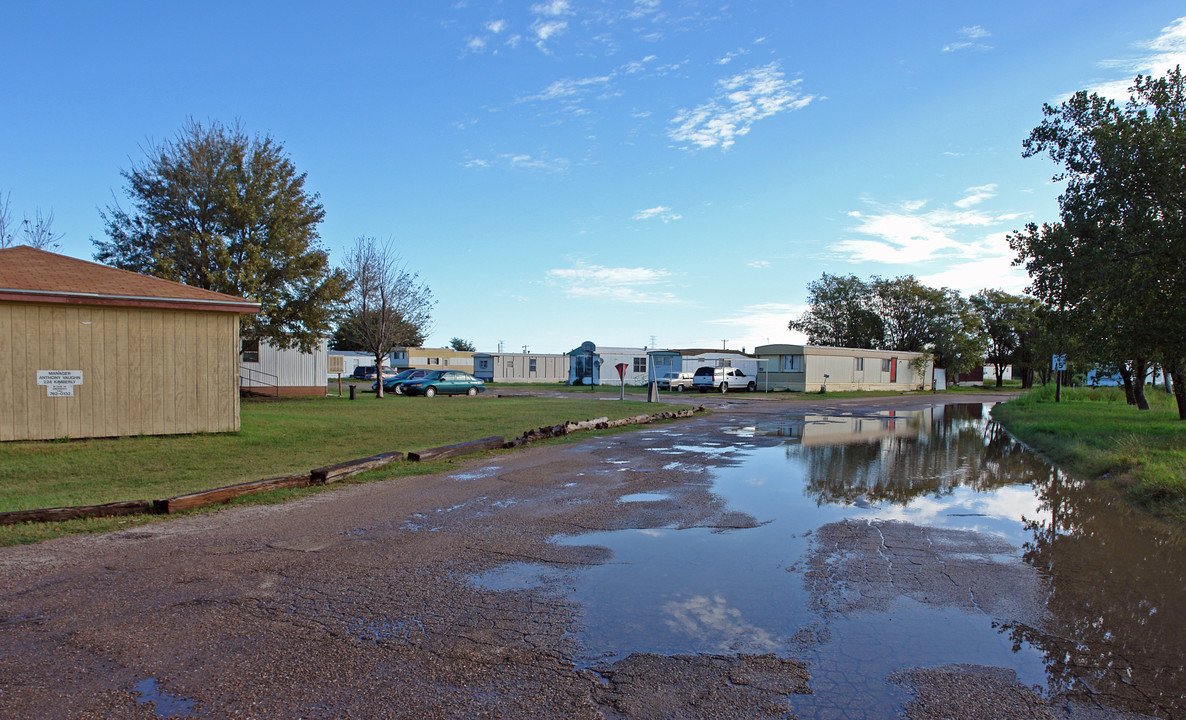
[496,354,567,382]
[756,344,931,392]
[1,302,241,441]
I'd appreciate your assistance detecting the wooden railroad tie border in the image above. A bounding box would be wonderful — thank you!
[1,407,706,525]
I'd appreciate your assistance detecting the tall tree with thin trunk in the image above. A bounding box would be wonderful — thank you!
[340,237,435,398]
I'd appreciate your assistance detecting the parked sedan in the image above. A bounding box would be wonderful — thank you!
[353,365,397,381]
[657,371,695,391]
[373,368,431,394]
[401,370,486,398]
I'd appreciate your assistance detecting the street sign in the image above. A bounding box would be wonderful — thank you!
[1051,354,1067,371]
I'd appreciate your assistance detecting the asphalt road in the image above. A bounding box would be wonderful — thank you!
[2,392,1139,719]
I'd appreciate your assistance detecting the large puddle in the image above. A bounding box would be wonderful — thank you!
[474,403,1186,718]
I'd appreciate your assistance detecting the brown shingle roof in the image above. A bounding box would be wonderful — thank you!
[0,246,259,314]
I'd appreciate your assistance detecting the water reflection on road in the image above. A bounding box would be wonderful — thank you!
[507,403,1185,717]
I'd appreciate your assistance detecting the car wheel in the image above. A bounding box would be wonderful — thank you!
[747,382,756,392]
[466,386,478,396]
[720,383,728,393]
[424,386,437,398]
[676,385,684,392]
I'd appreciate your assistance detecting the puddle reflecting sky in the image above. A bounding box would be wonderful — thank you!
[478,403,1186,718]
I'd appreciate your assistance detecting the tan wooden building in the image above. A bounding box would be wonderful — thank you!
[0,246,259,441]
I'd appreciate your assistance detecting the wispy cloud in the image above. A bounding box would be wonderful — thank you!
[633,206,682,222]
[833,193,1024,264]
[747,260,771,269]
[519,75,614,104]
[1088,16,1186,99]
[952,183,997,208]
[668,63,815,150]
[942,25,992,53]
[462,152,570,172]
[706,302,807,350]
[917,233,1030,295]
[546,262,677,303]
[826,191,1031,294]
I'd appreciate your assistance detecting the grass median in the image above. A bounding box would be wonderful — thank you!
[0,394,661,545]
[992,384,1186,520]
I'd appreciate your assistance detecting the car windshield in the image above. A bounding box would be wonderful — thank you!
[423,371,447,380]
[391,370,417,380]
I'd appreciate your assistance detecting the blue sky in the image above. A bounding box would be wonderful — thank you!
[4,2,1185,353]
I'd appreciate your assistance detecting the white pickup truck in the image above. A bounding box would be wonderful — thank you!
[692,366,756,393]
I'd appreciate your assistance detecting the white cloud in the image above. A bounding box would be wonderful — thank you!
[461,153,569,172]
[628,0,661,19]
[747,260,770,269]
[668,63,815,150]
[486,19,507,33]
[466,36,487,52]
[546,262,677,303]
[533,18,568,44]
[942,25,992,52]
[706,303,807,350]
[953,183,997,208]
[916,233,1031,295]
[532,0,570,16]
[833,193,1025,266]
[633,205,682,222]
[520,75,614,103]
[1089,16,1186,99]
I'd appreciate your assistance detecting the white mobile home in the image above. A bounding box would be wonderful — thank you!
[239,338,329,397]
[567,342,652,386]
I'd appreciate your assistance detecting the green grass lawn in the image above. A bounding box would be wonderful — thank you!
[0,395,660,542]
[993,384,1186,520]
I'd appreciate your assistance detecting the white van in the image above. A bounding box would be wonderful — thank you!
[692,366,755,393]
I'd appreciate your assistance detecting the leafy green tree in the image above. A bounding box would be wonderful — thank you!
[1017,68,1186,415]
[789,274,884,349]
[449,337,476,352]
[927,290,987,380]
[94,120,348,353]
[869,275,949,353]
[970,290,1036,387]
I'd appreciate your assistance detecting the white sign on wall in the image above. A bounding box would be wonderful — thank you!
[37,370,84,397]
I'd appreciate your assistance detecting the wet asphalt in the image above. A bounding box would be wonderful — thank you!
[0,392,1161,719]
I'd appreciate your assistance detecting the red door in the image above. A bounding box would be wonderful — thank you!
[890,358,897,382]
